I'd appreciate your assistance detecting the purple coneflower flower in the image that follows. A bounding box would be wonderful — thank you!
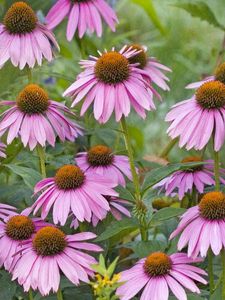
[63,47,160,123]
[26,164,118,226]
[0,2,59,69]
[75,145,132,187]
[46,0,118,41]
[11,227,101,296]
[166,80,225,151]
[71,195,131,228]
[170,191,225,257]
[0,142,6,158]
[0,84,82,150]
[126,44,171,92]
[154,156,225,200]
[116,251,207,300]
[0,213,48,271]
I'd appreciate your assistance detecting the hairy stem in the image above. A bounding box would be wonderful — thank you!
[214,150,220,191]
[222,250,225,299]
[57,289,63,300]
[37,146,46,178]
[120,117,141,202]
[160,138,178,158]
[28,289,34,300]
[208,249,215,294]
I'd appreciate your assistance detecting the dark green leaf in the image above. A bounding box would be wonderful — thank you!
[124,240,167,258]
[5,164,41,189]
[0,271,17,299]
[149,207,186,226]
[95,218,139,242]
[115,185,135,202]
[173,2,225,30]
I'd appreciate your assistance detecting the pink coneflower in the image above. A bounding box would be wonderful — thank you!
[63,47,159,123]
[0,84,82,150]
[126,44,171,92]
[116,251,207,300]
[0,203,17,220]
[26,164,118,226]
[154,156,225,200]
[166,80,225,151]
[12,226,101,296]
[170,191,225,257]
[75,145,132,187]
[71,195,131,228]
[0,214,47,271]
[0,142,6,158]
[0,2,59,69]
[46,0,118,41]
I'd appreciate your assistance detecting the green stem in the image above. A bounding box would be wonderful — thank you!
[57,289,63,300]
[27,67,32,83]
[160,138,178,158]
[120,117,141,202]
[221,250,225,299]
[190,187,197,207]
[140,227,148,241]
[36,146,46,178]
[208,249,215,294]
[28,289,34,300]
[214,150,220,191]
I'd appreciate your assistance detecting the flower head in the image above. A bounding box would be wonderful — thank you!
[0,84,82,150]
[126,44,171,91]
[0,2,59,69]
[26,164,118,226]
[11,227,102,296]
[0,212,47,271]
[170,191,225,257]
[63,47,159,123]
[166,79,225,151]
[75,145,132,187]
[116,251,207,300]
[154,157,225,200]
[46,0,118,41]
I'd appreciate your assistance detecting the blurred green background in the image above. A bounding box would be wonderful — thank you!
[0,0,225,161]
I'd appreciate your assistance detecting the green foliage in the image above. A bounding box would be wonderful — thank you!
[131,0,166,34]
[124,240,167,258]
[148,207,186,226]
[95,218,139,242]
[173,1,225,31]
[4,164,41,189]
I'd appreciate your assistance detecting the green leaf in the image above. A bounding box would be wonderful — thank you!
[108,257,119,277]
[0,270,17,299]
[149,207,186,226]
[142,161,205,192]
[172,2,225,31]
[124,240,167,258]
[95,218,139,242]
[131,0,166,35]
[115,185,135,202]
[5,164,41,189]
[210,283,222,300]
